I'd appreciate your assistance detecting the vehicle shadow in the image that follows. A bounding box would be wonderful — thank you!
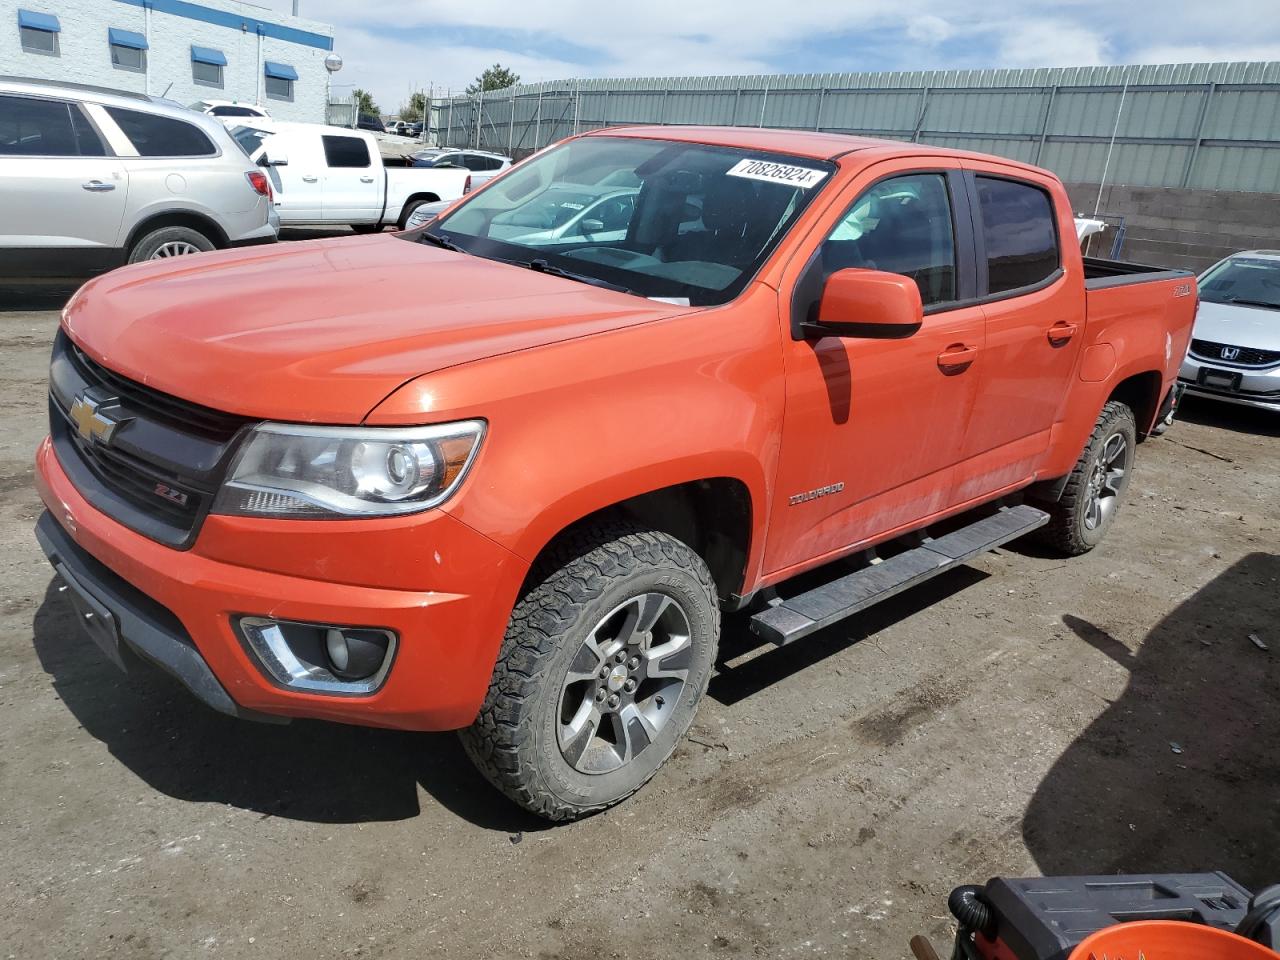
[1176,394,1280,438]
[0,284,81,312]
[1022,552,1280,890]
[31,577,548,833]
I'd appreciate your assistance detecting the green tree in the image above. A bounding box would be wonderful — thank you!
[466,64,520,95]
[352,88,380,118]
[399,90,428,121]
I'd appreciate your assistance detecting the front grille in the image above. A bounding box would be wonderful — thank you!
[1190,339,1280,368]
[48,331,252,548]
[68,343,245,442]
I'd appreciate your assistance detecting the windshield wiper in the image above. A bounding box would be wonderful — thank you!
[419,231,463,253]
[520,258,637,296]
[1226,297,1280,310]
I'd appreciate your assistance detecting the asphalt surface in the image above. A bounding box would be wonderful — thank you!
[1,278,1277,959]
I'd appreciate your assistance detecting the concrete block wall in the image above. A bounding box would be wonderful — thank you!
[1066,181,1280,273]
[0,0,333,122]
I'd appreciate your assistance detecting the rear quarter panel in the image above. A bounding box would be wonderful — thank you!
[1040,275,1196,478]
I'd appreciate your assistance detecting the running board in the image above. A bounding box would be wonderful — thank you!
[749,505,1049,646]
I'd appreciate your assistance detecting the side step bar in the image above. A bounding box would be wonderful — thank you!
[749,504,1049,646]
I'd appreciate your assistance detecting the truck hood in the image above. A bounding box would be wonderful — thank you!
[64,234,693,422]
[1192,299,1280,353]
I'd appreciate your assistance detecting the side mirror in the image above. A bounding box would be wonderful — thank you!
[803,268,923,340]
[580,218,604,235]
[259,151,289,167]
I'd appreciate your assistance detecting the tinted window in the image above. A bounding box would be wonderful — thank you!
[264,76,293,101]
[105,107,216,157]
[110,43,144,71]
[231,126,270,158]
[975,177,1059,295]
[0,95,78,156]
[322,135,370,168]
[192,61,222,86]
[20,26,57,54]
[821,173,956,307]
[69,106,107,157]
[211,105,259,117]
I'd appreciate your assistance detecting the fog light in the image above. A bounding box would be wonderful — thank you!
[236,617,397,695]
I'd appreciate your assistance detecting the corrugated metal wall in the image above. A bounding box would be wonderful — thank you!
[431,62,1280,193]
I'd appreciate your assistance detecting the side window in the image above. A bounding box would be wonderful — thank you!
[592,193,635,232]
[974,177,1059,295]
[322,135,370,168]
[69,106,108,157]
[0,95,77,156]
[104,107,215,157]
[821,173,957,307]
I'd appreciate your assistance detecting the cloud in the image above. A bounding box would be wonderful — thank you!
[258,0,1280,110]
[906,15,954,46]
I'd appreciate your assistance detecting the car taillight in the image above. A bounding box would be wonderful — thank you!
[246,170,272,201]
[463,175,472,194]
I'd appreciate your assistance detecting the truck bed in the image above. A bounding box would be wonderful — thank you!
[1082,256,1193,290]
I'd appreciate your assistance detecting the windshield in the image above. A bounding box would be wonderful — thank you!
[1199,257,1280,311]
[424,136,835,306]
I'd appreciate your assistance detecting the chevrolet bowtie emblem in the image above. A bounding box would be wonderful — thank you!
[68,391,126,445]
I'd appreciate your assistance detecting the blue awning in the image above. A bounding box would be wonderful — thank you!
[108,27,147,49]
[17,9,60,32]
[190,45,226,66]
[263,61,297,81]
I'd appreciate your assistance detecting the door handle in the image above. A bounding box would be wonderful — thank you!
[82,180,115,192]
[937,343,978,374]
[301,175,319,183]
[1047,321,1078,346]
[359,176,375,183]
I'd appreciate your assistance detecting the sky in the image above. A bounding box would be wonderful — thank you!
[258,0,1280,114]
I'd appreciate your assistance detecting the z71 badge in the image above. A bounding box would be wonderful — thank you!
[788,482,844,506]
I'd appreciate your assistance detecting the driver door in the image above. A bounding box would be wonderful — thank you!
[764,162,986,576]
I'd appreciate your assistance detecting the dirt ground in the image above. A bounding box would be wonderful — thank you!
[1,284,1276,960]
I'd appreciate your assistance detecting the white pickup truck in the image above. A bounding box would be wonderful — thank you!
[231,122,471,232]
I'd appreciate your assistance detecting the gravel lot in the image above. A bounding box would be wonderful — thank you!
[1,282,1277,960]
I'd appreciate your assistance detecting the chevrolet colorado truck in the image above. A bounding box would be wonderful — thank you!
[35,127,1196,820]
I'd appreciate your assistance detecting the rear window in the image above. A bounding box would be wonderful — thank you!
[105,106,216,157]
[322,135,370,168]
[975,176,1059,295]
[231,126,270,158]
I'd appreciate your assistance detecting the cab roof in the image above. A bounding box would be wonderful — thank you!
[586,124,1048,172]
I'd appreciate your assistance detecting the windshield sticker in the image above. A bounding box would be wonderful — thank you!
[726,159,828,189]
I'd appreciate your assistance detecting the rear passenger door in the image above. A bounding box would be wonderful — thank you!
[0,93,128,277]
[320,134,379,223]
[952,168,1085,503]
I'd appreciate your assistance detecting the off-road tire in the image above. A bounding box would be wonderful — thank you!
[1035,400,1137,556]
[127,225,215,263]
[460,522,720,821]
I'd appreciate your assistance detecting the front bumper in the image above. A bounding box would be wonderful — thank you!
[1178,353,1280,412]
[34,437,527,730]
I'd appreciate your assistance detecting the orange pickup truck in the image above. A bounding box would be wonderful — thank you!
[35,126,1196,820]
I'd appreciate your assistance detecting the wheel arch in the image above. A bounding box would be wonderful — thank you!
[124,209,229,254]
[517,475,756,606]
[398,193,442,225]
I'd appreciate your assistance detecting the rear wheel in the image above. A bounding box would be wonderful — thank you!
[1036,400,1137,555]
[128,225,215,263]
[460,523,719,821]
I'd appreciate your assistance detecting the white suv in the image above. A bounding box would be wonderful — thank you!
[0,78,278,280]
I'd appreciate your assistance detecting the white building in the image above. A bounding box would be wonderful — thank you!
[0,0,335,122]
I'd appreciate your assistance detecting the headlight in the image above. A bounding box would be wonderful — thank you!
[212,420,485,518]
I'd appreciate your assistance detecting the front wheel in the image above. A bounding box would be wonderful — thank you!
[460,523,720,821]
[1035,400,1137,555]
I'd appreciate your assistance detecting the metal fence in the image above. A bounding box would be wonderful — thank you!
[430,61,1280,194]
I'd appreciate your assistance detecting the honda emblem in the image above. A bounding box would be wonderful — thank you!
[1220,346,1240,361]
